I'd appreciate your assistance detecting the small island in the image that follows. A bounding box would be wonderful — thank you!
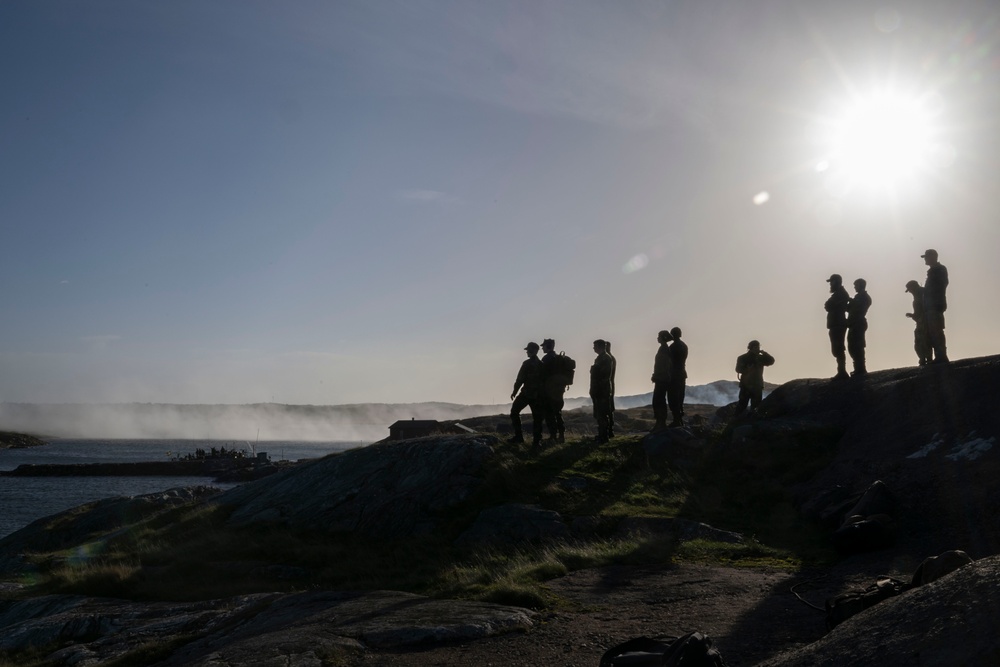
[0,431,45,449]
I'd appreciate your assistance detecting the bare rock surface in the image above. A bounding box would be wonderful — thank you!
[755,355,1000,556]
[219,434,497,538]
[456,503,570,546]
[0,590,535,666]
[760,554,1000,666]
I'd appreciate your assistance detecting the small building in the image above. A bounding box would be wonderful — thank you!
[387,419,478,441]
[388,419,442,441]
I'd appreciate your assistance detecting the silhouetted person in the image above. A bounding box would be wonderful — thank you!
[667,326,688,427]
[509,342,543,446]
[650,330,673,430]
[590,339,614,443]
[847,278,872,376]
[905,280,932,366]
[540,338,566,443]
[606,341,617,438]
[735,340,774,415]
[922,249,949,363]
[825,274,850,379]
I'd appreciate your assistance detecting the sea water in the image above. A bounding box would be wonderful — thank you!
[0,439,359,539]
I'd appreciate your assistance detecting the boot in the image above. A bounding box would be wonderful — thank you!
[556,429,565,444]
[507,433,524,444]
[834,356,849,380]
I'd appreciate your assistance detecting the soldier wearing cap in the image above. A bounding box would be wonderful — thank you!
[590,339,615,443]
[847,278,872,376]
[825,274,851,379]
[540,338,566,443]
[509,342,543,446]
[735,340,774,415]
[905,280,932,366]
[921,249,949,363]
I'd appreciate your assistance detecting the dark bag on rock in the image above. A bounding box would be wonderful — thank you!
[600,631,729,666]
[825,577,909,630]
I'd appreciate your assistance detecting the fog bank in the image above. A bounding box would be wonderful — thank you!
[0,381,748,441]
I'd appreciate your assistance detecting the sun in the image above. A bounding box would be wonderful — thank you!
[820,90,942,194]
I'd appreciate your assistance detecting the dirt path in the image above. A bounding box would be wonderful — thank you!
[352,562,841,667]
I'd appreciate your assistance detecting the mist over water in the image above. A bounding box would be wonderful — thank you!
[0,382,745,441]
[0,402,504,441]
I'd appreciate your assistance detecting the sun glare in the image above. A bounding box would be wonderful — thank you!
[822,91,942,194]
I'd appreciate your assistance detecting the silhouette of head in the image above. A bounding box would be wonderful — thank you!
[826,274,842,286]
[670,327,682,339]
[748,340,760,351]
[905,280,920,293]
[658,330,673,344]
[854,278,867,291]
[524,342,540,354]
[541,339,555,352]
[921,249,938,265]
[593,339,607,352]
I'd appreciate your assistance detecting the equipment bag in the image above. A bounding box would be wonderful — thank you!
[559,352,576,385]
[825,577,909,630]
[600,632,729,666]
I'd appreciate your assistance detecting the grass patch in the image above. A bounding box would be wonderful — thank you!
[16,428,839,606]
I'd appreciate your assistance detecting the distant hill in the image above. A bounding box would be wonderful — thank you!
[0,380,759,441]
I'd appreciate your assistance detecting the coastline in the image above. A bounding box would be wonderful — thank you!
[0,431,46,449]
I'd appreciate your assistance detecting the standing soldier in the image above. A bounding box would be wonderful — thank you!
[590,339,615,443]
[540,338,567,443]
[606,341,617,438]
[825,274,851,379]
[667,327,688,427]
[905,280,932,366]
[922,249,949,363]
[650,330,673,430]
[509,342,544,446]
[847,278,872,377]
[735,340,775,415]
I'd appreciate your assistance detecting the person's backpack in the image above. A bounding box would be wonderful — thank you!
[599,632,729,666]
[558,352,576,385]
[824,577,909,630]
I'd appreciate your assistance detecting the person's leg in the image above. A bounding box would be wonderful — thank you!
[509,394,528,442]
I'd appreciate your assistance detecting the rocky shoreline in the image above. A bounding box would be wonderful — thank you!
[0,431,46,449]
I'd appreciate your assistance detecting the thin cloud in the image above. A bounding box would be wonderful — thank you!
[395,189,459,204]
[81,335,123,350]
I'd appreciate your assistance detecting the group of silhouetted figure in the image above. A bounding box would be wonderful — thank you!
[508,248,950,442]
[826,247,949,381]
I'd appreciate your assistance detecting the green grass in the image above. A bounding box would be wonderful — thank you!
[11,429,838,608]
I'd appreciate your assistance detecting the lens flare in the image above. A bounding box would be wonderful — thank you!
[622,254,650,274]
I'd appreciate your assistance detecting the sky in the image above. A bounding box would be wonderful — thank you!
[2,0,999,406]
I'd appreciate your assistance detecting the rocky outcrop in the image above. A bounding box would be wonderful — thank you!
[456,503,570,546]
[0,487,222,576]
[218,434,497,539]
[0,431,45,449]
[753,355,1000,556]
[0,590,535,666]
[759,554,1000,666]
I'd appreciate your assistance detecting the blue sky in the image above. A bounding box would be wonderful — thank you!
[2,1,999,405]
